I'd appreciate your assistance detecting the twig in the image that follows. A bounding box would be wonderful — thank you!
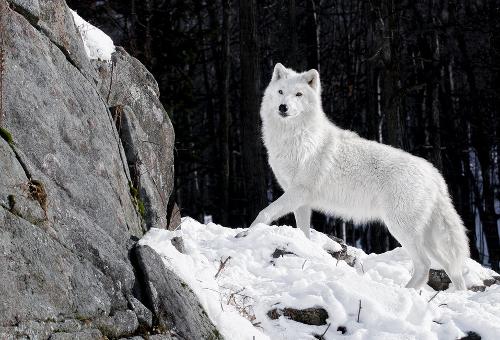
[428,291,440,303]
[202,287,224,311]
[357,300,362,322]
[202,287,221,294]
[302,259,307,270]
[215,256,232,278]
[319,323,331,339]
[227,287,246,304]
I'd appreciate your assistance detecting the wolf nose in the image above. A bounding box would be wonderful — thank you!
[279,104,288,113]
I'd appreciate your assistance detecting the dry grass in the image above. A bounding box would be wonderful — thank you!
[222,286,258,326]
[21,179,49,220]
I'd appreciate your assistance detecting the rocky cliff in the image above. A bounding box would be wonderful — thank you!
[0,0,219,338]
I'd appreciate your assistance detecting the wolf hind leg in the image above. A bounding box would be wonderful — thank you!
[389,225,431,289]
[294,206,311,238]
[403,241,431,289]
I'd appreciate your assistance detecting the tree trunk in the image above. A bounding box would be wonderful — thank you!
[239,0,268,225]
[288,0,299,69]
[220,0,232,225]
[381,0,403,149]
[305,0,320,71]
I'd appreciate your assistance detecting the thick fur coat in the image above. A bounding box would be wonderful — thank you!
[247,63,470,290]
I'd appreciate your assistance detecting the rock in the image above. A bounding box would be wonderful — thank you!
[128,296,153,329]
[271,248,296,258]
[483,276,500,287]
[427,269,452,291]
[92,310,139,338]
[267,307,329,326]
[167,202,182,230]
[327,236,356,267]
[0,208,112,325]
[148,335,174,340]
[8,0,93,73]
[2,2,142,328]
[469,286,486,292]
[337,326,347,334]
[0,318,102,340]
[94,47,175,231]
[0,0,191,338]
[428,270,499,291]
[171,236,185,254]
[48,329,103,340]
[133,245,221,340]
[467,276,500,292]
[459,331,481,340]
[6,0,40,24]
[0,138,46,225]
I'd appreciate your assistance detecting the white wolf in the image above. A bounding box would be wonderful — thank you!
[240,63,470,290]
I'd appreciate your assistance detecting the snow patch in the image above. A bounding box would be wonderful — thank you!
[70,10,115,61]
[140,218,500,340]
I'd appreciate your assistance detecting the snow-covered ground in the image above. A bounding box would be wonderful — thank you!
[70,10,115,61]
[140,218,500,340]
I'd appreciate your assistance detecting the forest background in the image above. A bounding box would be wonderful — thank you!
[68,0,500,271]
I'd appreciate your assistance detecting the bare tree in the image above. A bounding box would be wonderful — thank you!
[239,0,268,225]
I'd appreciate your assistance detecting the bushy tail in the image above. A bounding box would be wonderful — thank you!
[426,192,469,289]
[436,195,470,263]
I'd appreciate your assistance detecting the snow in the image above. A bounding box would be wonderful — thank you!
[140,218,500,340]
[70,10,115,61]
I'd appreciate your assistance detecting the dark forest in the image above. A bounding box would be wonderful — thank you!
[67,0,500,271]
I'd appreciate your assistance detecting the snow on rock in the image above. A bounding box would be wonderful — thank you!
[70,10,115,61]
[139,218,500,340]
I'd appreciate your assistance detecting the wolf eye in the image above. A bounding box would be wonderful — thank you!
[296,92,303,97]
[278,90,283,94]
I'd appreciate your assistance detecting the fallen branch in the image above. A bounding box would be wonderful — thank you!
[319,323,331,338]
[227,287,246,304]
[428,291,440,303]
[202,287,224,311]
[215,256,232,278]
[357,300,362,322]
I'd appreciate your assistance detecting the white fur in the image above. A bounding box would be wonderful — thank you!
[249,63,470,290]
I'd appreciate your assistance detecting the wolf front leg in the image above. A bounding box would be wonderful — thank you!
[294,206,311,239]
[235,187,309,238]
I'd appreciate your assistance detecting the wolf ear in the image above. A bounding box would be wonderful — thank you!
[272,63,288,82]
[303,69,320,91]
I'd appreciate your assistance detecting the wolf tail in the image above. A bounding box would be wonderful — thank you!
[426,191,469,289]
[438,195,470,260]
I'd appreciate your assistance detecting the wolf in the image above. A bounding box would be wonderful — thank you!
[239,63,470,290]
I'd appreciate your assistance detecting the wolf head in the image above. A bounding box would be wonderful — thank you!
[261,63,322,124]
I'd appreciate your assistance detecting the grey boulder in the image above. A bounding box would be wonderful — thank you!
[0,0,217,338]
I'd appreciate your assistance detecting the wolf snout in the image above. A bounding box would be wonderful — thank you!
[279,104,288,117]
